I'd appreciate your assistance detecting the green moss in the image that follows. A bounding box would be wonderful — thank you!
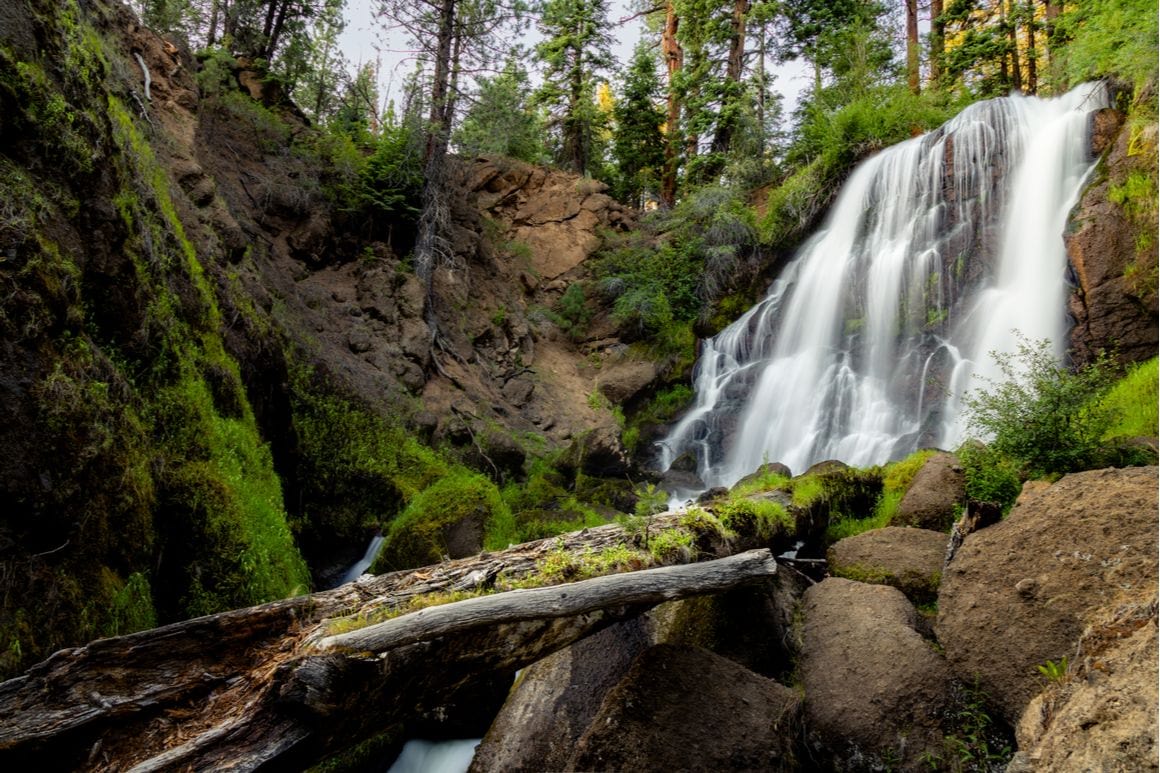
[716,496,793,542]
[372,469,511,572]
[728,467,792,499]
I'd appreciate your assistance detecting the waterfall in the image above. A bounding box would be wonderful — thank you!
[334,533,385,587]
[659,84,1107,492]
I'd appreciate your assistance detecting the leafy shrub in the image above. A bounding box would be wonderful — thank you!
[964,337,1119,477]
[957,442,1023,511]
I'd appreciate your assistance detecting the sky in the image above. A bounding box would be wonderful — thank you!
[336,0,813,119]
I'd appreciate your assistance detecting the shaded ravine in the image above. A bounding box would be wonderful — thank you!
[659,84,1107,492]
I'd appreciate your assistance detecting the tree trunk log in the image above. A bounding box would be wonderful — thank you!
[0,515,771,771]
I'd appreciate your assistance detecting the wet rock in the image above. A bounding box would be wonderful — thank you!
[937,466,1158,723]
[567,644,803,772]
[732,462,793,490]
[801,578,951,769]
[892,452,964,531]
[827,526,947,604]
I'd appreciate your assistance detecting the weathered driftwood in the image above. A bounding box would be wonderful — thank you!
[0,515,771,771]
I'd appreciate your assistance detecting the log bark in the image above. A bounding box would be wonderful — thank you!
[0,515,771,771]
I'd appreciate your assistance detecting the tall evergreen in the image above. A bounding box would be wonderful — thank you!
[534,0,614,175]
[612,42,665,205]
[454,58,547,162]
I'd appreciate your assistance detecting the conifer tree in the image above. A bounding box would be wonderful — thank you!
[612,42,665,205]
[454,58,547,162]
[534,0,614,175]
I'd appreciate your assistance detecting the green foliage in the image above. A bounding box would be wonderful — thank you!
[964,337,1120,477]
[345,113,424,222]
[957,442,1023,511]
[373,468,511,571]
[716,497,794,542]
[826,497,893,542]
[290,367,449,554]
[611,41,665,205]
[453,58,547,163]
[928,681,1013,770]
[1099,357,1158,438]
[1037,656,1069,683]
[556,281,592,336]
[1056,0,1159,92]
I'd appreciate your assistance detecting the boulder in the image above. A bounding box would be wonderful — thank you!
[652,566,812,679]
[595,359,658,404]
[891,452,964,531]
[801,578,951,769]
[732,462,793,490]
[470,619,652,773]
[937,466,1158,724]
[827,526,947,604]
[1011,597,1157,771]
[567,644,803,772]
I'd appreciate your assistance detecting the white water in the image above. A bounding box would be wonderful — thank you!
[660,84,1106,491]
[386,739,479,773]
[335,533,385,587]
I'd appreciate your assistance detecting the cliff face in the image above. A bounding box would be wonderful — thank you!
[0,0,647,677]
[1067,101,1159,366]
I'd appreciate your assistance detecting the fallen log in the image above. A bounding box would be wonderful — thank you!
[0,512,773,771]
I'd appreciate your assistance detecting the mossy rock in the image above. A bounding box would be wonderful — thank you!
[827,526,947,604]
[372,470,510,572]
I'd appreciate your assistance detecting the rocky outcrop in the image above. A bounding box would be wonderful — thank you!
[827,526,946,604]
[891,452,964,531]
[937,466,1158,724]
[801,578,951,770]
[567,643,803,771]
[1067,107,1158,367]
[465,156,634,281]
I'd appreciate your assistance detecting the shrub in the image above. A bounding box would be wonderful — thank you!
[957,442,1023,512]
[964,337,1119,477]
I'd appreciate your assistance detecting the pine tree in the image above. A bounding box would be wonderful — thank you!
[534,0,614,175]
[453,58,547,162]
[612,42,665,205]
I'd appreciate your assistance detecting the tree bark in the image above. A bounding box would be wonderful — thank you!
[660,0,682,208]
[1007,0,1022,92]
[1024,5,1038,94]
[906,0,920,94]
[0,514,775,770]
[929,0,944,85]
[709,0,749,162]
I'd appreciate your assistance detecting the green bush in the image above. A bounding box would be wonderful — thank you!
[957,442,1023,511]
[964,337,1119,477]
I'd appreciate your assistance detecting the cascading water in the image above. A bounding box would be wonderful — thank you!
[659,83,1108,493]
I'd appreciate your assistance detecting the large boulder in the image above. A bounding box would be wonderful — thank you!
[1010,597,1157,772]
[567,643,803,771]
[827,526,947,604]
[937,466,1158,724]
[891,452,964,531]
[801,578,952,770]
[652,566,812,679]
[470,619,651,773]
